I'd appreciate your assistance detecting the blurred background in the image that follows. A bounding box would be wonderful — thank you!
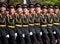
[0,0,60,6]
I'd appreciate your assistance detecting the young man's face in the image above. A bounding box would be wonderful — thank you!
[30,8,35,11]
[54,9,59,14]
[29,8,35,14]
[10,8,15,14]
[17,8,23,13]
[1,7,6,11]
[48,9,54,14]
[36,7,40,10]
[23,8,29,14]
[42,9,47,13]
[23,8,27,10]
[35,7,42,13]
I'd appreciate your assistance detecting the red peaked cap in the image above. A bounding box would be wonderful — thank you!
[2,3,6,7]
[9,5,15,9]
[16,4,22,8]
[22,4,28,8]
[35,3,41,7]
[29,4,34,8]
[54,5,59,9]
[43,5,48,9]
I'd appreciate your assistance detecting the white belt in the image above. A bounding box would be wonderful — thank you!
[16,24,22,27]
[8,26,15,28]
[0,25,6,27]
[48,24,53,26]
[41,25,47,27]
[29,24,34,26]
[35,23,40,26]
[23,25,28,27]
[53,23,60,25]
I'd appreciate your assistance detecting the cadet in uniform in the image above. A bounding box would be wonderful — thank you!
[28,4,39,44]
[7,5,17,44]
[35,3,43,44]
[0,3,9,44]
[54,5,60,30]
[22,4,32,44]
[53,5,60,44]
[0,11,1,44]
[47,6,56,44]
[15,4,25,44]
[41,5,50,44]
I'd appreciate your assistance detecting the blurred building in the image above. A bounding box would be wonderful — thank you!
[0,0,37,4]
[0,0,5,2]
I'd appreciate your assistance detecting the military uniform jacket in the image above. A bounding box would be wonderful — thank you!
[15,14,23,27]
[47,14,54,26]
[7,14,16,28]
[40,14,47,27]
[29,14,35,26]
[34,14,42,26]
[0,14,6,27]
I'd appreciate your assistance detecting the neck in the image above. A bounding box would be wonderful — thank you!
[1,11,5,14]
[17,12,22,15]
[36,12,41,14]
[42,13,47,15]
[9,13,15,16]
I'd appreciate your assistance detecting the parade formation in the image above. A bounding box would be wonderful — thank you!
[0,3,60,44]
